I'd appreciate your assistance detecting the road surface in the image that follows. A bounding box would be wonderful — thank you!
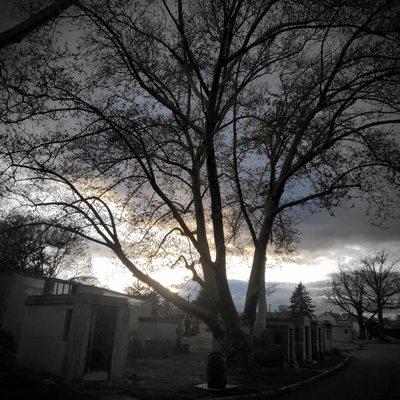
[277,343,400,400]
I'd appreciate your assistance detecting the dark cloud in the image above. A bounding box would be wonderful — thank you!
[296,203,400,266]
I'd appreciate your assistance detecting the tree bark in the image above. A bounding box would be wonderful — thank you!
[218,325,254,368]
[377,307,384,341]
[243,209,276,329]
[253,257,267,337]
[356,310,366,340]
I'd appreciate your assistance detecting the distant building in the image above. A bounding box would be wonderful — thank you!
[317,311,353,343]
[392,315,400,329]
[341,313,360,338]
[383,317,393,329]
[277,304,290,312]
[259,311,332,366]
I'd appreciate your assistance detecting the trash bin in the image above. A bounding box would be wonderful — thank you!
[207,351,227,389]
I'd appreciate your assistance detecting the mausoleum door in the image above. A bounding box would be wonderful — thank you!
[85,305,117,376]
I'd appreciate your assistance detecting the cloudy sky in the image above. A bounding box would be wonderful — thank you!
[90,201,400,292]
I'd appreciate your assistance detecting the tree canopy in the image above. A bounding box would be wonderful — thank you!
[0,212,91,278]
[1,0,400,360]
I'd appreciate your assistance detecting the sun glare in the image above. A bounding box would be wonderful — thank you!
[92,250,339,294]
[92,256,192,293]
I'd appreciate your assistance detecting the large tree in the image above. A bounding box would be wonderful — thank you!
[1,0,400,362]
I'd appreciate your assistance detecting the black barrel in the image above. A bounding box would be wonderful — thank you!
[207,351,227,389]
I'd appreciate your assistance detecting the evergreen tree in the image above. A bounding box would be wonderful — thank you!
[289,283,315,317]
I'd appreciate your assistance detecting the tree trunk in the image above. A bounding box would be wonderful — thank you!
[217,327,254,369]
[253,258,266,337]
[359,323,366,340]
[243,198,278,330]
[202,263,219,308]
[377,307,384,341]
[243,220,272,329]
[356,311,366,340]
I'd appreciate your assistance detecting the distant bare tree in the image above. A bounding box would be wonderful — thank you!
[325,266,372,339]
[361,250,400,340]
[125,279,161,315]
[66,256,97,284]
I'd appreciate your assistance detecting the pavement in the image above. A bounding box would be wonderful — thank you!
[189,323,213,353]
[275,343,400,400]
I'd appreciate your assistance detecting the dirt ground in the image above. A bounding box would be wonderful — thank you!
[0,324,346,400]
[123,324,320,399]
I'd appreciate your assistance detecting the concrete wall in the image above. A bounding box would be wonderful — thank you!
[261,325,293,364]
[323,327,333,351]
[2,272,151,379]
[293,316,312,362]
[331,324,353,343]
[74,284,126,298]
[63,300,93,380]
[264,316,315,364]
[0,273,11,326]
[16,294,134,380]
[317,313,352,345]
[0,273,45,346]
[110,302,130,380]
[318,312,337,325]
[0,271,146,350]
[311,324,325,358]
[128,299,152,333]
[63,295,131,380]
[138,317,179,346]
[295,326,305,362]
[16,303,70,375]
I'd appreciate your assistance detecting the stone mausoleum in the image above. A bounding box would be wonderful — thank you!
[16,292,150,380]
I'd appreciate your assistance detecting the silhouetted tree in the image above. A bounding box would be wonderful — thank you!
[289,283,315,317]
[0,213,89,278]
[125,279,161,315]
[1,1,400,365]
[325,266,372,339]
[361,250,400,340]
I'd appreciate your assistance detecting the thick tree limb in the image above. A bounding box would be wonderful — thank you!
[0,0,77,50]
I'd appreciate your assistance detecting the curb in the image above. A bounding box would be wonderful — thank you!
[208,355,351,400]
